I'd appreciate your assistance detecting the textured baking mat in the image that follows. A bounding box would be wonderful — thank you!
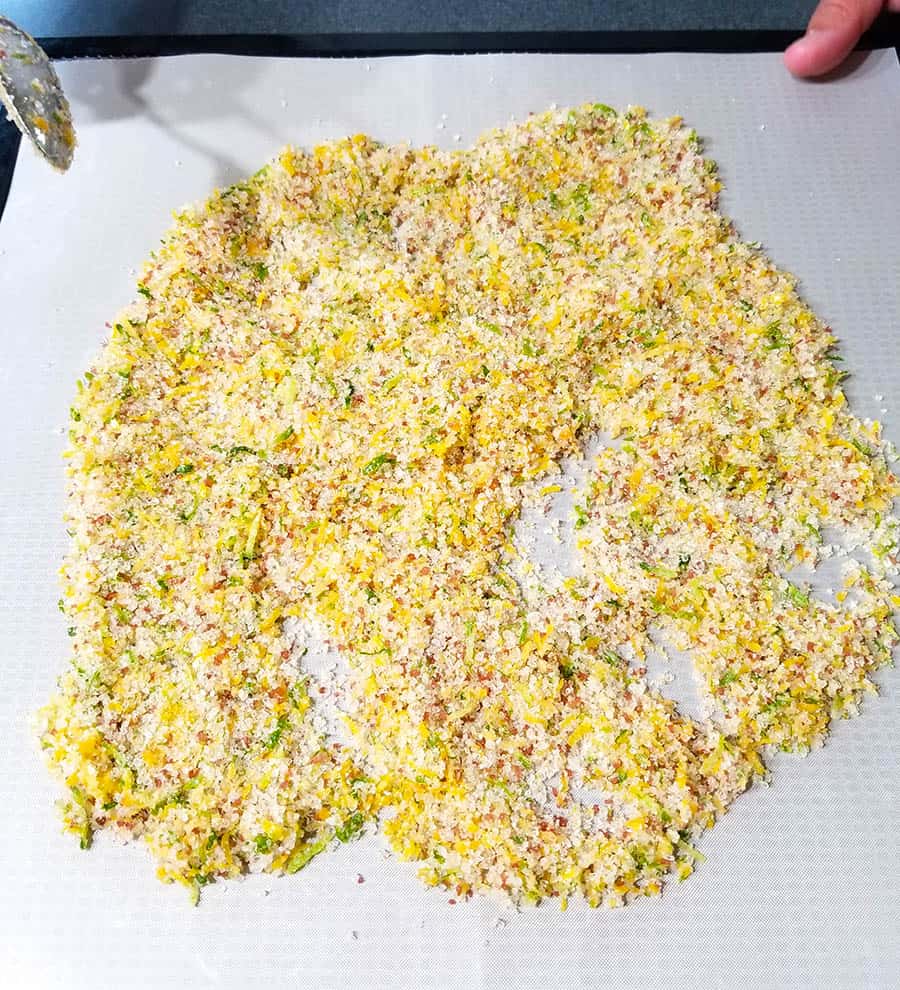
[0,50,898,990]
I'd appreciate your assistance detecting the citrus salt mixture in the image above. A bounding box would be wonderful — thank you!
[39,105,899,907]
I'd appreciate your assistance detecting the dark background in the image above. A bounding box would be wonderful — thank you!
[2,2,823,37]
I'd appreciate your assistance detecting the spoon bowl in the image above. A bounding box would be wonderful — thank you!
[0,17,75,172]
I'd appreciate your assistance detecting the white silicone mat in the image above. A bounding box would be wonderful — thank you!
[0,50,898,990]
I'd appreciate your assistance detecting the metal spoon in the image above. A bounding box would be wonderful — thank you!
[0,16,75,171]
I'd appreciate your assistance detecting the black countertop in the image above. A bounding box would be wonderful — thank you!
[3,2,822,38]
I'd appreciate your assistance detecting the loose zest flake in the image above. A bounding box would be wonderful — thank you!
[38,104,898,909]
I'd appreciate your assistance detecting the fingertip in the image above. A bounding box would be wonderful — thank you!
[784,37,817,77]
[784,28,858,78]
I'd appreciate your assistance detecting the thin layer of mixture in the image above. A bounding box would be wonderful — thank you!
[39,105,898,907]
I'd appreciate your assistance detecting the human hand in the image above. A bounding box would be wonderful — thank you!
[784,0,900,76]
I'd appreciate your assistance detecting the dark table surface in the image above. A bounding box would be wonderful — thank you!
[2,2,823,38]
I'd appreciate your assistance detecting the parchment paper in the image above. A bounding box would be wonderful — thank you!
[1,51,898,990]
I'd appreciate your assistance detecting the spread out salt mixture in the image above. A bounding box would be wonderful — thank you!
[38,105,899,907]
